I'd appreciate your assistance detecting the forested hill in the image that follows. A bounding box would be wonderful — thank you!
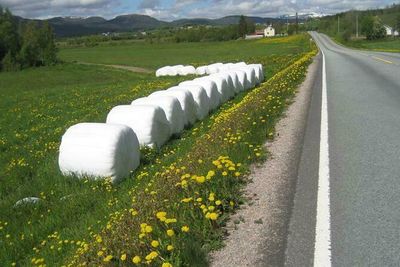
[15,14,299,38]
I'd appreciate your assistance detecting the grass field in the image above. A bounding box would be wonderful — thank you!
[59,35,312,69]
[0,34,316,266]
[334,36,400,52]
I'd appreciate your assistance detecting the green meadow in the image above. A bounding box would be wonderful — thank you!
[0,34,315,266]
[59,35,312,69]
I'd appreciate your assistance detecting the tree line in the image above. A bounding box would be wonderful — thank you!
[308,4,400,41]
[0,7,57,72]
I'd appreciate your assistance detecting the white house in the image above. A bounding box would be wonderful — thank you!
[264,25,275,37]
[384,25,399,37]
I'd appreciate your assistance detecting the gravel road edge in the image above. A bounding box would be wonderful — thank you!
[210,52,322,267]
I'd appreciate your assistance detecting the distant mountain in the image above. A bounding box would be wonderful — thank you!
[16,14,302,38]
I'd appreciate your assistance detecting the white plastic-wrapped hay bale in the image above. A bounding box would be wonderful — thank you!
[249,64,264,84]
[233,62,247,68]
[132,97,185,136]
[178,66,196,76]
[196,66,208,75]
[150,89,197,126]
[221,71,242,93]
[180,79,221,110]
[236,67,256,90]
[206,63,224,74]
[208,74,234,102]
[169,85,210,120]
[232,70,247,92]
[59,123,140,183]
[106,105,171,148]
[156,66,169,77]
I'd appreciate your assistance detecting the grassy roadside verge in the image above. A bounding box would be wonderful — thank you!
[328,33,400,53]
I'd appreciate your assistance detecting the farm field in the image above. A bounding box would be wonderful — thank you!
[0,34,316,266]
[59,35,312,70]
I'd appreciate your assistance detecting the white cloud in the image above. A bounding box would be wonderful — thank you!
[0,0,395,20]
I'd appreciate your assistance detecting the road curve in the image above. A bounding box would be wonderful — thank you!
[285,32,400,266]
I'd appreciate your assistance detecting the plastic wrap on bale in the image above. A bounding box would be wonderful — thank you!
[106,105,171,148]
[170,85,210,120]
[249,64,264,84]
[150,89,197,126]
[178,66,196,76]
[231,70,247,92]
[196,66,208,75]
[180,79,221,110]
[58,123,140,183]
[207,74,232,103]
[132,96,185,136]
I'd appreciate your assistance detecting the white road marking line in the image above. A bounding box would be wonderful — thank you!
[313,50,332,267]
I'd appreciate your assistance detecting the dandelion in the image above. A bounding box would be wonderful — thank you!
[195,176,205,183]
[120,254,127,261]
[162,263,173,267]
[145,251,158,261]
[132,256,141,264]
[167,245,174,251]
[222,171,228,176]
[103,255,113,262]
[209,213,219,220]
[181,225,190,232]
[215,200,222,206]
[151,240,159,248]
[166,229,175,237]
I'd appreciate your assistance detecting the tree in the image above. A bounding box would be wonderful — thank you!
[238,15,247,37]
[395,14,400,37]
[38,22,57,65]
[0,7,19,70]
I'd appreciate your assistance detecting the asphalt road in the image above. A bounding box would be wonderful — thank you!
[285,32,400,266]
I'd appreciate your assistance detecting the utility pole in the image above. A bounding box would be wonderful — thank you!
[356,14,359,38]
[296,12,299,34]
[287,17,289,33]
[338,16,340,33]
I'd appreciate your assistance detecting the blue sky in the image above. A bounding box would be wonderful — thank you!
[0,0,398,20]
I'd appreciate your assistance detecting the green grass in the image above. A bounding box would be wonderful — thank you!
[0,34,315,266]
[59,35,312,69]
[342,38,400,52]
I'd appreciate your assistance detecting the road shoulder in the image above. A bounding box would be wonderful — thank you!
[210,53,322,267]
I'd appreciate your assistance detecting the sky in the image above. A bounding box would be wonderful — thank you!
[0,0,398,21]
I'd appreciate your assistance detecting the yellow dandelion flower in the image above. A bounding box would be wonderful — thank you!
[181,226,190,232]
[156,211,167,219]
[120,254,127,261]
[132,256,141,264]
[209,213,219,220]
[222,171,228,176]
[167,245,174,251]
[165,218,177,224]
[151,240,159,248]
[97,251,104,256]
[215,200,222,206]
[103,255,113,262]
[162,263,173,267]
[145,225,153,233]
[166,229,175,237]
[195,176,205,183]
[234,172,241,177]
[145,251,158,261]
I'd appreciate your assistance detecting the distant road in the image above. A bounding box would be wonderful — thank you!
[285,32,400,266]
